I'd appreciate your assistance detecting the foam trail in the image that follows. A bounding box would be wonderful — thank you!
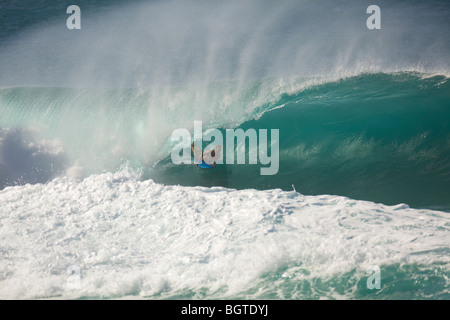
[0,168,448,299]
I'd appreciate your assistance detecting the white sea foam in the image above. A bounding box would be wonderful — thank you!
[0,167,448,299]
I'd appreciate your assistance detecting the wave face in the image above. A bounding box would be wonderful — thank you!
[2,73,449,210]
[151,73,450,210]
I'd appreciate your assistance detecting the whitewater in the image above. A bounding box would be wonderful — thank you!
[0,168,448,299]
[1,0,449,299]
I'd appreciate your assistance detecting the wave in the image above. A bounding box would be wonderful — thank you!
[150,72,450,210]
[1,0,450,300]
[0,78,300,179]
[1,0,450,210]
[1,72,449,211]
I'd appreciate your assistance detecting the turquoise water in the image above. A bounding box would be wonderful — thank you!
[150,73,450,211]
[1,0,449,300]
[2,73,449,210]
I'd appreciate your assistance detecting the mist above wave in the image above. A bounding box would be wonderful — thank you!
[0,0,449,88]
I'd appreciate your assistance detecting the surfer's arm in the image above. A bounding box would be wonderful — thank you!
[191,143,203,164]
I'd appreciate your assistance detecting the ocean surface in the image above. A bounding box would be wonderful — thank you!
[0,0,449,299]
